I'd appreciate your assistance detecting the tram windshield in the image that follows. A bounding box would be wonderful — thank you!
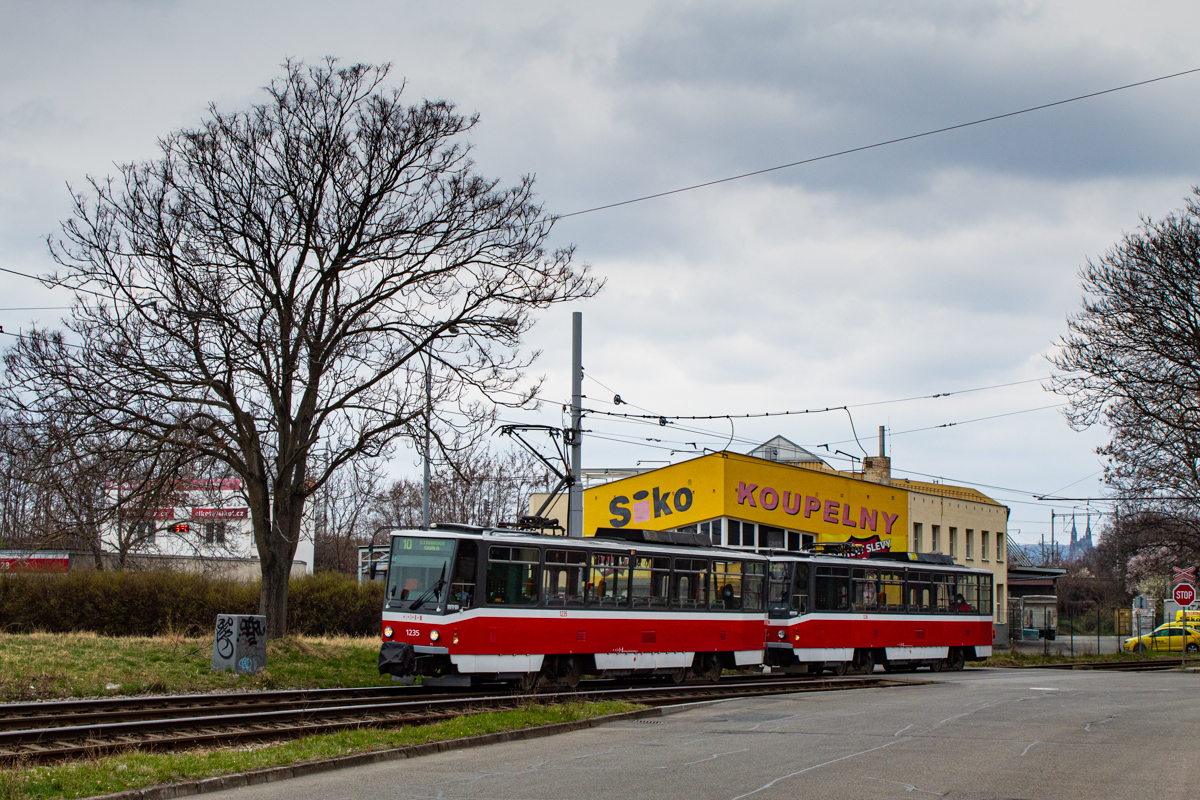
[386,536,456,613]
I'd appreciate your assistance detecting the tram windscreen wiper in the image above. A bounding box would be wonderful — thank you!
[409,564,446,610]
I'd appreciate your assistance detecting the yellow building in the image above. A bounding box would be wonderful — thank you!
[529,436,1010,626]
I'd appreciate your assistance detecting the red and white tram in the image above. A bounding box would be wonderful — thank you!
[378,524,769,687]
[764,549,993,675]
[376,525,994,686]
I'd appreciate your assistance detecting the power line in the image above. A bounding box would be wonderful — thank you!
[582,377,1060,423]
[555,67,1200,219]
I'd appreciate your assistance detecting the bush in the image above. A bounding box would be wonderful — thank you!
[0,571,383,637]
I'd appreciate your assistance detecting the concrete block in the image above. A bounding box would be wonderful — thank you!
[211,614,267,674]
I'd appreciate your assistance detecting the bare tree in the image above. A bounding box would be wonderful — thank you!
[1053,187,1200,542]
[311,456,383,574]
[371,442,552,530]
[0,404,191,567]
[2,59,601,636]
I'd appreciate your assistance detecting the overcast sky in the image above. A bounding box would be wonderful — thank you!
[3,1,1199,544]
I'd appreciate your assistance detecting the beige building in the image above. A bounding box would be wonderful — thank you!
[897,479,1009,624]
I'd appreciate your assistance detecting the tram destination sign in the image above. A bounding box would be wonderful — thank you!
[1173,582,1196,607]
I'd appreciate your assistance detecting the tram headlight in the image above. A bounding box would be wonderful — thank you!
[777,630,785,640]
[383,626,394,639]
[430,629,441,642]
[452,631,460,645]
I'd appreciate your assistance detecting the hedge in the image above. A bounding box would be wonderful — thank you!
[0,571,384,637]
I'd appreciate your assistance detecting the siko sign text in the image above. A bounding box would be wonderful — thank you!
[609,486,694,527]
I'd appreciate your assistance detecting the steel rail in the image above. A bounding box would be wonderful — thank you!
[0,675,912,764]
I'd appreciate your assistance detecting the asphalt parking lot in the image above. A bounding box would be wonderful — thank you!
[205,668,1200,800]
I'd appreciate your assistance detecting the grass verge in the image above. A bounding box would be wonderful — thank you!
[983,649,1200,668]
[0,700,641,800]
[0,633,385,702]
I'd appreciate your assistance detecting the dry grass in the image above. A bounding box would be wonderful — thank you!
[0,632,385,702]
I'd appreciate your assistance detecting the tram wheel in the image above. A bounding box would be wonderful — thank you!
[828,661,848,676]
[928,658,944,673]
[853,649,875,675]
[559,656,583,689]
[946,649,966,672]
[518,671,545,693]
[668,667,688,684]
[699,655,723,683]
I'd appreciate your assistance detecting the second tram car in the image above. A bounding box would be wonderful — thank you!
[377,525,994,686]
[765,549,993,674]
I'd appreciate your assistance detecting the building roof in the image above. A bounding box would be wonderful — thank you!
[891,477,1002,506]
[748,436,828,466]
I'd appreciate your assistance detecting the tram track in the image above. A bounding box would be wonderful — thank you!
[1036,657,1195,671]
[0,673,914,764]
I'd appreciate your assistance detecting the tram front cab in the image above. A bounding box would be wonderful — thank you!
[378,530,478,682]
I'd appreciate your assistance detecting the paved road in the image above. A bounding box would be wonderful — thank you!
[206,668,1200,800]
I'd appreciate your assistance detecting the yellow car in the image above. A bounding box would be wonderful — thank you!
[1123,624,1200,653]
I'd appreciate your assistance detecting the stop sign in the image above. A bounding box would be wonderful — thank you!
[1174,583,1196,606]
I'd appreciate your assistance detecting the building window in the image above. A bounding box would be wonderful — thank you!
[949,527,957,558]
[996,532,1004,562]
[981,530,989,560]
[912,522,923,552]
[931,525,940,552]
[710,519,723,545]
[997,583,1005,619]
[741,522,757,549]
[131,521,155,544]
[760,525,784,549]
[786,530,801,551]
[204,522,226,545]
[966,529,974,559]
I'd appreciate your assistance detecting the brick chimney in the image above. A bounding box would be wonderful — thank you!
[863,425,890,485]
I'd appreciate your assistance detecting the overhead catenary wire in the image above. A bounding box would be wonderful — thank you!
[554,67,1200,219]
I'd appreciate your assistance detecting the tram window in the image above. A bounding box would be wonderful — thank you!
[714,560,745,610]
[880,571,904,611]
[587,552,630,607]
[932,573,954,613]
[978,573,993,615]
[386,536,455,611]
[671,558,709,610]
[631,556,670,609]
[814,565,850,611]
[851,568,879,612]
[485,546,540,606]
[727,520,741,547]
[742,562,765,611]
[543,549,586,607]
[955,574,979,614]
[767,562,789,617]
[449,539,478,609]
[906,571,931,612]
[791,562,810,613]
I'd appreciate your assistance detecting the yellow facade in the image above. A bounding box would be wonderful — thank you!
[581,452,909,554]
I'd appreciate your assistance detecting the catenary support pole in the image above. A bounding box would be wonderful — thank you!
[422,354,431,529]
[568,311,584,538]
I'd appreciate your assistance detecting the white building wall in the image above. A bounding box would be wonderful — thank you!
[105,479,314,577]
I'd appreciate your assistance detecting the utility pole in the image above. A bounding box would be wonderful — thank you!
[422,354,431,529]
[568,311,583,538]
